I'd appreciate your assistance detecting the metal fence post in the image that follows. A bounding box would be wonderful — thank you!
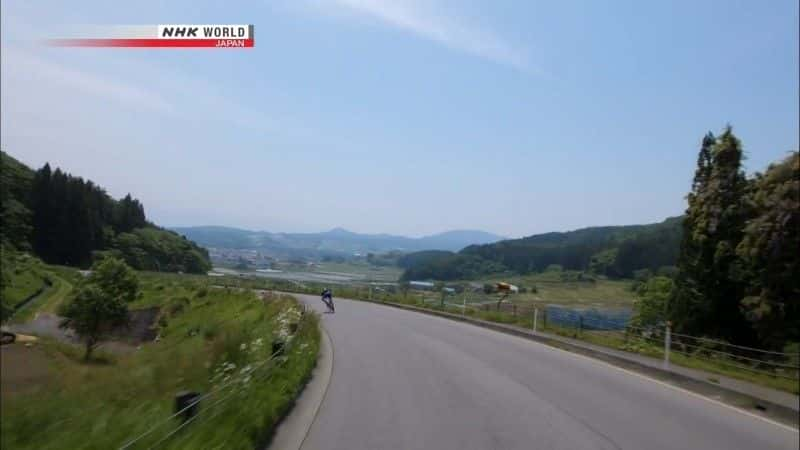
[578,316,583,336]
[664,321,672,368]
[533,308,538,332]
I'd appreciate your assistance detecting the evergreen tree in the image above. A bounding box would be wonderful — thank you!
[670,128,754,343]
[31,163,55,260]
[114,194,147,233]
[670,133,716,332]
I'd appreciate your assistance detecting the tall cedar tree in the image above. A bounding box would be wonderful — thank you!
[670,133,714,331]
[670,128,755,344]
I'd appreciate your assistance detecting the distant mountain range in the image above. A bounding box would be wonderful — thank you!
[169,226,505,256]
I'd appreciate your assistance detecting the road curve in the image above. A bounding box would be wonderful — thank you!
[296,295,798,450]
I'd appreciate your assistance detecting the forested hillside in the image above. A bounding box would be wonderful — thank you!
[399,217,681,281]
[463,217,681,278]
[0,151,210,273]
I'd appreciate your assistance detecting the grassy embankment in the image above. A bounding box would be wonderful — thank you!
[2,254,51,309]
[1,272,320,449]
[2,255,76,323]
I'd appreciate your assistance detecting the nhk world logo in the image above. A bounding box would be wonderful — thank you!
[48,25,254,48]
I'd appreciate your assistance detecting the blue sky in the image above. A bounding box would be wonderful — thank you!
[2,0,797,237]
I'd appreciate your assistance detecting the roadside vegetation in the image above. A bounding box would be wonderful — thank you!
[1,263,320,449]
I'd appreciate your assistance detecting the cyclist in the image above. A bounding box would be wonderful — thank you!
[321,288,335,313]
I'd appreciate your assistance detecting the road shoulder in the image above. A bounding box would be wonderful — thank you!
[267,322,334,450]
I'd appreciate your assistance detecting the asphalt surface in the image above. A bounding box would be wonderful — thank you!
[297,295,799,450]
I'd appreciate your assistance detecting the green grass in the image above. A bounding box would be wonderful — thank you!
[1,275,320,450]
[2,253,50,308]
[9,272,74,323]
[133,272,210,309]
[37,273,74,314]
[44,265,85,286]
[481,272,636,309]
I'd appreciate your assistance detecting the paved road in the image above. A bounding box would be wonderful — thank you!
[297,295,798,450]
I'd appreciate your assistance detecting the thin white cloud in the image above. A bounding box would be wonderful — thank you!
[309,0,532,71]
[2,45,279,133]
[4,48,176,114]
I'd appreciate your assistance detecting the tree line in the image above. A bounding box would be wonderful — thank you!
[398,250,507,281]
[0,151,211,274]
[30,163,146,266]
[398,218,682,282]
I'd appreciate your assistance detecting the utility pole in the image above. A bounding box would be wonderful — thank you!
[664,321,672,368]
